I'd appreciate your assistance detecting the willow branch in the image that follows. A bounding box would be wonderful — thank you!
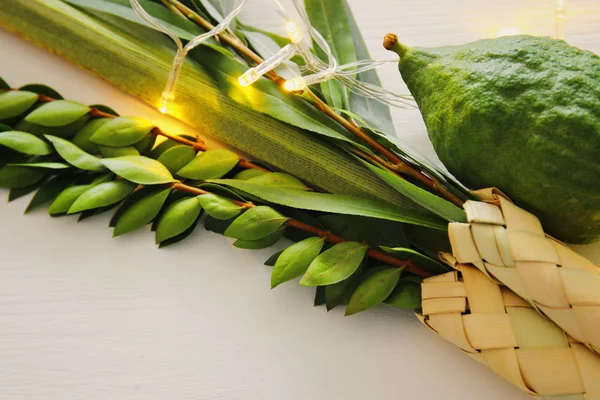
[164,0,463,208]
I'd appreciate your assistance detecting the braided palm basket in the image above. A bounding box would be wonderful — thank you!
[418,189,600,398]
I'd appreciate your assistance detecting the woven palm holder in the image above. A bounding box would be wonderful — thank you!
[447,188,600,355]
[417,254,600,399]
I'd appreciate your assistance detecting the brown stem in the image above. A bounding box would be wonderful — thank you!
[286,219,431,277]
[173,182,429,277]
[165,0,463,208]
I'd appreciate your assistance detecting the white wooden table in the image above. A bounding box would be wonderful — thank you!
[1,1,598,399]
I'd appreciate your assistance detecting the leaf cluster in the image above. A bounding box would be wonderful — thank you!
[0,82,451,315]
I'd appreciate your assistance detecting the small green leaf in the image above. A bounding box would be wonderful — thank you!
[345,267,403,315]
[380,246,449,274]
[177,148,239,180]
[314,286,327,307]
[45,135,104,171]
[300,242,368,286]
[25,174,77,213]
[90,116,154,147]
[384,281,422,309]
[271,236,326,288]
[325,266,364,311]
[19,84,63,99]
[8,162,70,169]
[68,180,136,214]
[264,250,284,267]
[134,133,156,154]
[196,193,243,220]
[9,179,44,202]
[0,131,53,155]
[0,91,39,120]
[148,138,181,159]
[24,100,90,127]
[224,206,289,241]
[71,118,110,153]
[102,156,174,185]
[247,172,308,191]
[233,228,285,250]
[99,146,139,158]
[114,187,171,236]
[233,169,267,180]
[155,197,203,243]
[48,185,92,215]
[157,145,196,174]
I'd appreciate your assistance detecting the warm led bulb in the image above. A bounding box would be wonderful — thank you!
[285,20,303,44]
[238,68,260,87]
[158,90,175,114]
[284,77,306,92]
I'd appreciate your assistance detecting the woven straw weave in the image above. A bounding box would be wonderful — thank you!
[447,188,600,354]
[417,254,600,399]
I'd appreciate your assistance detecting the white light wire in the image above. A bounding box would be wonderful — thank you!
[268,0,412,107]
[130,0,248,113]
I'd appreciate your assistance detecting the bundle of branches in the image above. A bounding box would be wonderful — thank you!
[1,0,599,398]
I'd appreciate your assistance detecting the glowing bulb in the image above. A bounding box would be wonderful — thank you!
[238,68,260,86]
[158,90,175,114]
[238,44,296,87]
[285,20,303,44]
[284,77,306,92]
[496,26,521,37]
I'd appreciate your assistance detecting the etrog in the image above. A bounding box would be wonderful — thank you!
[386,34,600,244]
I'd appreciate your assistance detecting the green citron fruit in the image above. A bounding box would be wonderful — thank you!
[385,34,600,244]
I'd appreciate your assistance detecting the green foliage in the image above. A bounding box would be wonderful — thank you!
[196,193,243,220]
[157,145,196,174]
[224,206,289,241]
[0,130,53,155]
[155,196,203,243]
[70,118,109,153]
[102,156,175,184]
[0,166,45,189]
[271,237,326,288]
[0,91,39,120]
[45,135,104,170]
[68,180,136,214]
[380,246,449,274]
[90,116,154,147]
[9,162,70,169]
[384,280,422,309]
[233,228,285,250]
[25,174,77,213]
[300,242,368,286]
[246,172,308,191]
[346,267,403,315]
[210,179,447,230]
[24,100,90,127]
[48,174,113,215]
[177,148,239,180]
[360,159,466,222]
[99,146,139,157]
[114,187,171,236]
[233,168,266,180]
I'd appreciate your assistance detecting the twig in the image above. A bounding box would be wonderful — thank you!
[173,181,430,277]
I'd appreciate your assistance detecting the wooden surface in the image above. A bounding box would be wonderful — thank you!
[0,1,598,399]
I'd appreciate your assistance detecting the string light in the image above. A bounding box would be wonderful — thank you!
[130,0,248,114]
[238,44,296,86]
[236,0,413,108]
